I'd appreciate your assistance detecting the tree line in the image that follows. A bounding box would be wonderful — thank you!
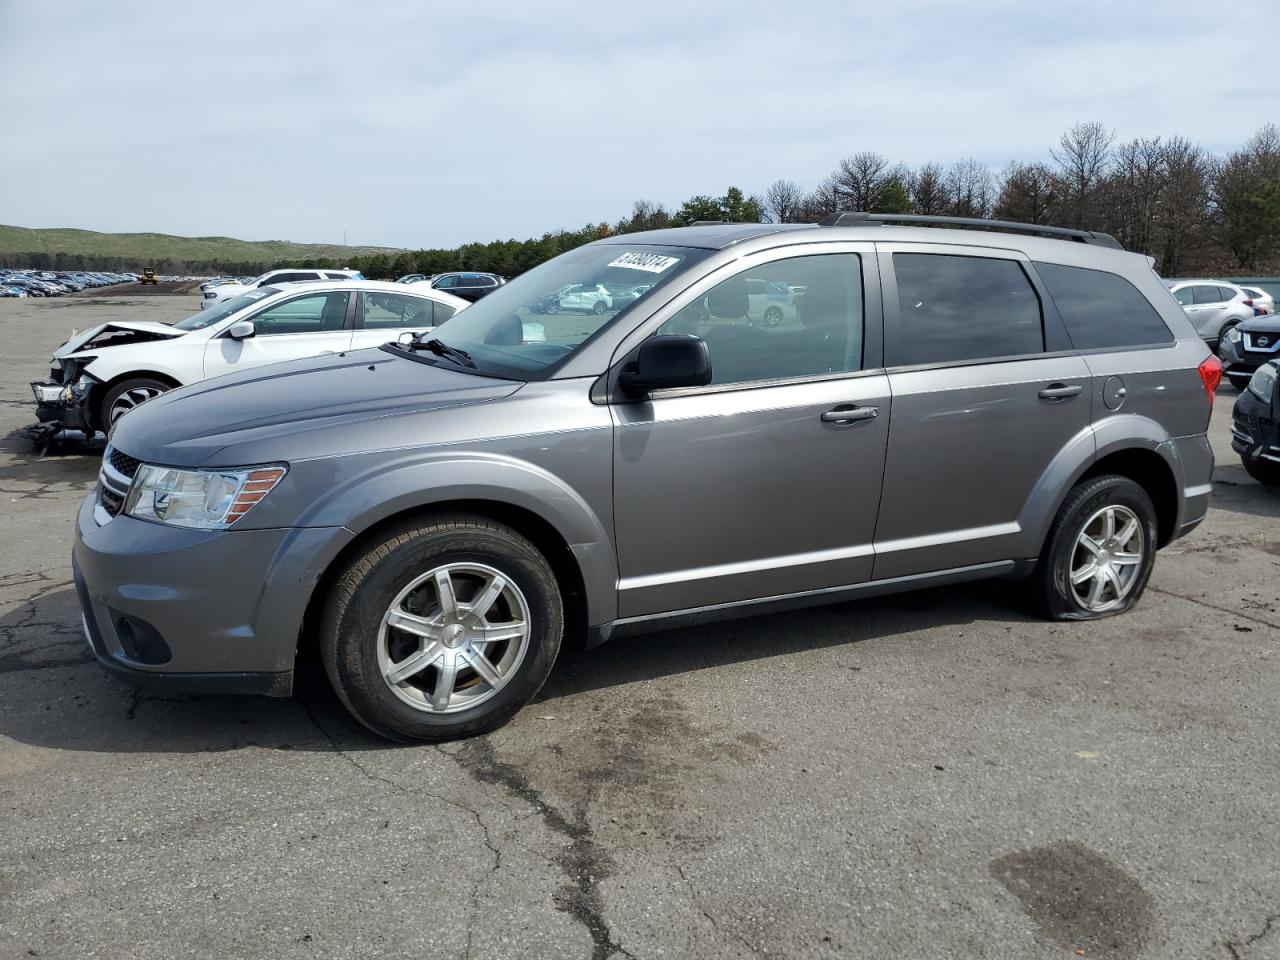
[315,122,1280,281]
[5,123,1277,279]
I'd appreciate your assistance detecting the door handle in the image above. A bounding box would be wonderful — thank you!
[821,404,878,424]
[1038,383,1083,400]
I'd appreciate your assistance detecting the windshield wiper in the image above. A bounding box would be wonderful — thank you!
[404,337,476,368]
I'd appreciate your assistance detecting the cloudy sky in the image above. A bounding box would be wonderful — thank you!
[2,0,1277,250]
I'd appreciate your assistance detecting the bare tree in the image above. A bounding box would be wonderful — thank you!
[764,179,805,223]
[1159,137,1210,276]
[1052,121,1115,228]
[944,159,994,218]
[830,151,892,211]
[993,161,1058,224]
[910,163,947,215]
[1101,138,1165,253]
[614,199,671,234]
[796,175,843,222]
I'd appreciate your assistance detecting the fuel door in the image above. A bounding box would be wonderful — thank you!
[1102,375,1127,411]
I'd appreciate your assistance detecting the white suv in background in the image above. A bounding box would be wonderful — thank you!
[1165,279,1255,346]
[200,268,364,309]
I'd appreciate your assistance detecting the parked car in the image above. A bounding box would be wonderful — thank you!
[74,214,1216,742]
[1230,360,1280,485]
[1219,314,1280,389]
[1239,286,1275,316]
[31,280,466,433]
[555,282,613,314]
[396,274,431,285]
[201,268,364,308]
[1165,279,1254,346]
[421,272,505,302]
[0,284,27,297]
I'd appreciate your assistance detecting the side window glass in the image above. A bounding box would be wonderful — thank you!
[1173,287,1194,306]
[1193,285,1222,304]
[434,302,458,324]
[248,292,349,336]
[361,292,436,329]
[434,275,455,289]
[1035,262,1173,350]
[889,254,1043,365]
[655,253,863,387]
[324,272,351,280]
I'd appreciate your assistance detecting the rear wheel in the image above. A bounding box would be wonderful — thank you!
[1030,475,1157,620]
[99,377,170,430]
[763,306,784,326]
[320,514,563,742]
[1242,456,1280,487]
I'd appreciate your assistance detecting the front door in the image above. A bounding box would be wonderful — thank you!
[611,248,889,619]
[204,290,354,378]
[872,247,1091,579]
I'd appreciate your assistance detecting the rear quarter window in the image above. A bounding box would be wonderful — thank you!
[1035,262,1174,350]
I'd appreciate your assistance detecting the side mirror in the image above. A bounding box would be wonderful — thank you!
[619,335,712,395]
[228,320,255,339]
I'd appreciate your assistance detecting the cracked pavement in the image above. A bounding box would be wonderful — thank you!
[2,291,1279,959]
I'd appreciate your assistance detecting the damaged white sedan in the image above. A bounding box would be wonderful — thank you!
[31,280,468,434]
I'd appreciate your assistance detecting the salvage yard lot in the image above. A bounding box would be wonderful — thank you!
[1,291,1278,960]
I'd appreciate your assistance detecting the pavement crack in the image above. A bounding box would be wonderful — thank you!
[294,697,504,958]
[675,863,761,956]
[1225,913,1280,959]
[1149,587,1280,630]
[455,737,635,960]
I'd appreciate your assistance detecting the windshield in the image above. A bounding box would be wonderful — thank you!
[398,244,708,379]
[171,287,278,330]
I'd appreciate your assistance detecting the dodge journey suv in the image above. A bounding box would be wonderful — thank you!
[73,213,1218,742]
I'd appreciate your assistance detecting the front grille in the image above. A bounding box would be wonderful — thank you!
[96,444,138,522]
[1244,332,1280,353]
[108,447,141,479]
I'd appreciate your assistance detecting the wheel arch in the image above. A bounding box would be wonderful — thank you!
[89,369,184,430]
[295,497,595,675]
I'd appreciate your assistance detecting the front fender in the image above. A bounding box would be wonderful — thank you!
[289,451,618,625]
[1017,414,1182,556]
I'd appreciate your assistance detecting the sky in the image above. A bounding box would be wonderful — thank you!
[2,0,1278,251]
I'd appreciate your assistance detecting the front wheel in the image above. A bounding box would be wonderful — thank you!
[320,514,563,742]
[1242,455,1280,486]
[1227,374,1252,392]
[1030,475,1157,620]
[763,306,784,326]
[99,377,170,430]
[592,300,607,315]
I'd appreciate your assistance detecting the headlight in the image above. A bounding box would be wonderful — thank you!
[1226,326,1243,343]
[124,463,287,529]
[1248,364,1278,402]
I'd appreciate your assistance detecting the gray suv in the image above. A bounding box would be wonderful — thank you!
[73,214,1219,742]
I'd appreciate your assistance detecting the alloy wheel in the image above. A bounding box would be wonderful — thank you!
[1069,505,1144,612]
[109,386,165,423]
[376,562,532,714]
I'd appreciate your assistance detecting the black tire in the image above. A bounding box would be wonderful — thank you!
[592,300,607,315]
[1030,474,1158,621]
[763,307,784,326]
[319,513,563,742]
[1218,320,1239,346]
[1242,456,1280,487]
[1227,374,1252,392]
[98,376,170,431]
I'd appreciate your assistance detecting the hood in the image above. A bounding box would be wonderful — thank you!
[55,320,184,359]
[1239,315,1280,333]
[107,347,523,467]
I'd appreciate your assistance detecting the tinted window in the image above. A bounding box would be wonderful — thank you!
[656,253,863,386]
[324,272,352,280]
[435,302,457,323]
[1172,286,1194,306]
[1193,285,1224,304]
[890,254,1043,365]
[1035,262,1173,350]
[248,291,350,335]
[266,271,312,285]
[433,275,456,289]
[361,291,437,329]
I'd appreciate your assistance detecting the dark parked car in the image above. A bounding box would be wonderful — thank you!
[1231,360,1280,486]
[428,272,505,302]
[1219,314,1280,390]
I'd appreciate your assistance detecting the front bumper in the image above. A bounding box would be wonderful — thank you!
[1219,336,1280,379]
[73,492,353,695]
[1232,388,1280,464]
[30,378,93,430]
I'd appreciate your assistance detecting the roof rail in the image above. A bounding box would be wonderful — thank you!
[817,211,1124,249]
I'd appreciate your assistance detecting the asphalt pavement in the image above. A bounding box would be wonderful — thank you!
[1,291,1278,960]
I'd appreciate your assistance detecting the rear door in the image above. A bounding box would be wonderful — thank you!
[873,244,1091,579]
[610,244,889,618]
[203,290,354,378]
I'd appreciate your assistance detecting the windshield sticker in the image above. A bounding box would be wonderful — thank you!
[606,252,681,274]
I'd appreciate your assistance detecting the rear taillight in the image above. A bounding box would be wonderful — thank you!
[1244,299,1254,306]
[1199,354,1222,405]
